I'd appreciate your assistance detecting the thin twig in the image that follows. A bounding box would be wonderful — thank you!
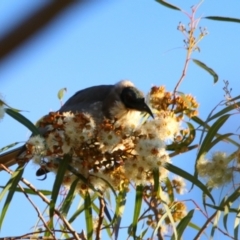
[173,55,191,96]
[173,1,203,95]
[193,211,217,240]
[95,196,105,240]
[17,182,56,239]
[142,192,164,240]
[1,164,80,240]
[186,199,235,240]
[5,229,74,239]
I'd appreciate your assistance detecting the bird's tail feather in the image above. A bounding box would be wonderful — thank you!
[0,146,25,170]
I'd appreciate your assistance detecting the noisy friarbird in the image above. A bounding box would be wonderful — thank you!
[0,80,153,176]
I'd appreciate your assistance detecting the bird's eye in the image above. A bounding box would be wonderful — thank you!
[125,92,133,101]
[121,87,139,106]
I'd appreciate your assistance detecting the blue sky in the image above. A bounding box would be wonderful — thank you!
[1,0,240,238]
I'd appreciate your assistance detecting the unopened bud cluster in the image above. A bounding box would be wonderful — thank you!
[177,22,208,52]
[148,86,198,119]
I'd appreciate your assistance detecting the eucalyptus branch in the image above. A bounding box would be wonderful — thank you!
[1,164,80,240]
[95,196,105,240]
[142,192,164,240]
[17,182,56,239]
[186,199,235,240]
[174,2,205,94]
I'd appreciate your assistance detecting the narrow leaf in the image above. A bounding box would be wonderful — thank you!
[234,220,240,240]
[1,186,51,196]
[84,191,93,240]
[131,185,143,237]
[68,194,98,223]
[188,222,202,232]
[205,204,238,213]
[196,114,230,161]
[57,88,67,100]
[60,178,78,216]
[222,186,240,207]
[172,209,194,240]
[205,16,240,24]
[207,133,234,150]
[153,168,160,193]
[113,189,127,239]
[208,100,240,121]
[164,178,174,203]
[49,155,70,219]
[0,142,20,153]
[139,228,148,238]
[164,163,215,203]
[161,202,178,238]
[155,0,181,11]
[5,108,40,136]
[0,166,24,230]
[223,203,230,232]
[0,100,21,112]
[192,116,239,147]
[192,59,218,83]
[234,208,240,240]
[211,211,221,239]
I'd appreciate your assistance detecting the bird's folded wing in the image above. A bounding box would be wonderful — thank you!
[0,146,24,170]
[59,85,113,112]
[0,84,115,170]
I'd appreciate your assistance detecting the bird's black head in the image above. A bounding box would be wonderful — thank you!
[120,87,154,118]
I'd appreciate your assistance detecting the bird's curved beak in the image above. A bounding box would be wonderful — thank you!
[133,101,154,118]
[142,102,154,119]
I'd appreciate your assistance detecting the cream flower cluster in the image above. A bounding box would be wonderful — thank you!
[25,112,176,192]
[21,86,191,192]
[197,152,233,188]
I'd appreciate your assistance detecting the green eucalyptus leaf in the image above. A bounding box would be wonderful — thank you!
[5,109,40,136]
[193,59,218,83]
[164,163,215,203]
[57,88,67,100]
[171,209,194,240]
[113,189,127,239]
[196,114,230,161]
[84,191,93,240]
[155,0,181,11]
[0,142,20,153]
[205,16,240,24]
[131,185,143,237]
[60,178,78,216]
[0,166,24,230]
[49,155,70,219]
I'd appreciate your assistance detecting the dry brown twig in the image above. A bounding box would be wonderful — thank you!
[0,164,81,240]
[17,183,56,239]
[95,196,105,240]
[173,1,206,95]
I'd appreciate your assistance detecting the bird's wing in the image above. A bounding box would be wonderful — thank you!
[0,84,114,170]
[0,146,24,170]
[0,126,48,171]
[59,85,113,113]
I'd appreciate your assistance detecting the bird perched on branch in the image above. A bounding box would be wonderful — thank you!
[0,80,153,175]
